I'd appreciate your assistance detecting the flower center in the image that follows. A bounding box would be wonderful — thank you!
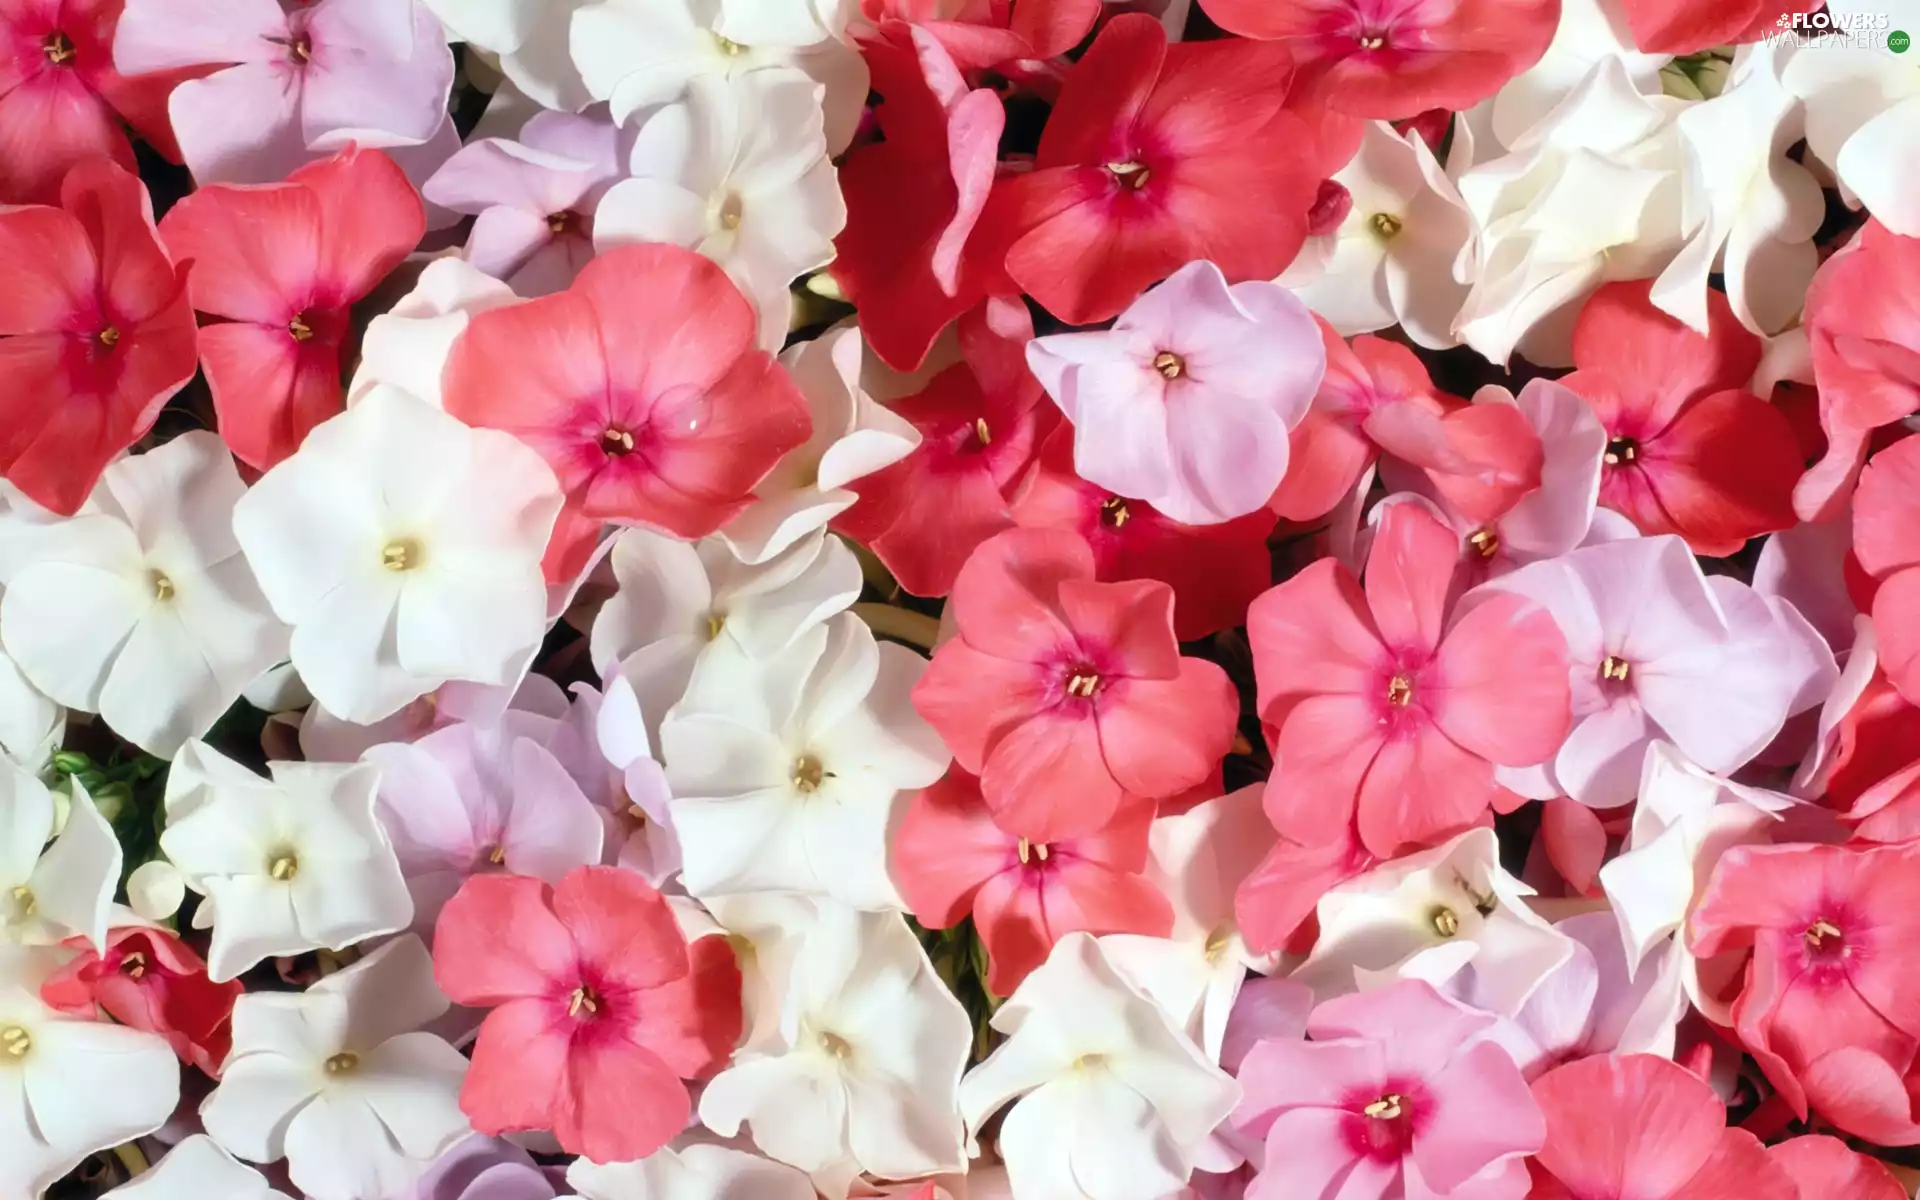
[1804,918,1844,954]
[1204,925,1233,963]
[713,33,747,56]
[381,538,422,572]
[1,1026,31,1059]
[791,755,826,793]
[717,192,744,231]
[1363,1093,1404,1120]
[121,952,147,980]
[486,843,506,866]
[1603,436,1639,465]
[8,885,35,919]
[568,985,601,1017]
[972,417,992,447]
[1099,497,1131,528]
[1152,351,1184,380]
[704,611,726,641]
[818,1030,853,1059]
[1016,838,1050,864]
[1064,667,1102,699]
[1368,212,1403,241]
[1104,160,1151,190]
[42,31,74,64]
[1467,528,1499,558]
[288,313,314,342]
[96,326,120,348]
[268,852,299,881]
[1429,906,1459,938]
[600,427,635,456]
[1386,674,1413,707]
[150,570,174,601]
[547,211,575,236]
[323,1051,359,1075]
[1600,655,1631,683]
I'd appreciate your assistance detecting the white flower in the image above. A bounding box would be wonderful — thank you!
[1280,121,1473,349]
[596,69,846,350]
[105,1136,291,1200]
[233,384,563,724]
[1785,0,1920,236]
[160,741,412,982]
[571,0,868,152]
[1478,0,1668,151]
[1454,58,1687,367]
[348,258,522,409]
[1651,42,1825,337]
[663,612,948,908]
[959,933,1239,1200]
[423,0,593,111]
[1289,827,1573,1017]
[0,769,118,951]
[589,526,861,733]
[202,937,470,1200]
[0,944,180,1200]
[0,647,58,774]
[0,433,288,758]
[699,904,970,1198]
[720,326,920,565]
[688,892,822,1049]
[568,1141,815,1200]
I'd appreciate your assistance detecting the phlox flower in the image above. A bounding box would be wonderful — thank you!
[0,765,118,949]
[858,0,1101,70]
[1493,910,1691,1073]
[0,157,196,514]
[0,618,60,771]
[545,673,678,884]
[1026,260,1323,526]
[1851,437,1920,706]
[1796,626,1920,841]
[422,0,591,110]
[1784,26,1920,239]
[1232,980,1543,1200]
[1480,0,1668,148]
[1363,388,1545,529]
[913,527,1238,844]
[1620,0,1817,53]
[432,866,745,1163]
[103,1136,290,1200]
[201,937,472,1200]
[441,243,811,581]
[40,925,242,1076]
[1233,817,1374,956]
[567,1142,813,1200]
[1769,1135,1908,1200]
[409,1136,563,1200]
[347,257,520,409]
[1249,503,1571,858]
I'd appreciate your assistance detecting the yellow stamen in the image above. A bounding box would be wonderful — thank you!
[819,1031,853,1059]
[10,885,34,917]
[1,1026,31,1058]
[1105,161,1151,190]
[381,538,421,572]
[1357,34,1385,50]
[268,854,298,881]
[43,32,75,64]
[974,417,992,446]
[151,571,174,601]
[1016,838,1050,864]
[1430,906,1459,938]
[1100,497,1131,527]
[323,1051,358,1074]
[792,755,825,793]
[288,314,313,342]
[1600,655,1630,683]
[122,952,147,980]
[704,612,726,641]
[1467,528,1499,558]
[1603,436,1639,465]
[568,986,600,1017]
[1364,1093,1404,1119]
[1386,674,1413,707]
[1065,669,1101,698]
[1369,212,1403,240]
[1805,918,1843,950]
[600,427,635,456]
[1152,351,1184,380]
[97,326,121,347]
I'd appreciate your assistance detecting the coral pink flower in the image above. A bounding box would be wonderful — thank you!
[836,301,1052,597]
[1691,843,1920,1144]
[1814,664,1920,843]
[1620,0,1819,55]
[433,866,744,1163]
[40,926,244,1077]
[982,13,1325,325]
[1527,1053,1796,1200]
[1232,980,1544,1200]
[1269,321,1451,523]
[1197,0,1559,120]
[158,145,423,471]
[444,243,812,582]
[1560,281,1801,556]
[860,0,1100,71]
[893,767,1171,995]
[1234,817,1373,955]
[1769,1135,1906,1200]
[1011,426,1276,640]
[0,0,182,204]
[1364,393,1543,528]
[912,527,1237,843]
[1853,438,1920,707]
[1248,503,1571,859]
[0,156,196,514]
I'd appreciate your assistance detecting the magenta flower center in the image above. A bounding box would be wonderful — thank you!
[1603,435,1640,466]
[1099,497,1132,528]
[42,31,74,64]
[600,427,636,457]
[1599,655,1631,685]
[567,984,602,1019]
[1064,665,1103,699]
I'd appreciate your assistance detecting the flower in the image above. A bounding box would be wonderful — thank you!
[594,68,845,350]
[409,1136,562,1200]
[431,866,745,1163]
[0,944,180,1200]
[1232,980,1543,1200]
[1785,37,1920,240]
[1800,631,1920,841]
[664,611,948,908]
[894,767,1172,996]
[40,925,243,1076]
[566,1143,813,1200]
[423,110,627,298]
[982,13,1324,325]
[159,740,413,981]
[0,642,59,773]
[1621,0,1817,53]
[1852,436,1920,706]
[0,156,196,514]
[420,0,590,110]
[958,933,1240,1200]
[0,0,182,204]
[112,0,455,185]
[1025,260,1324,526]
[104,1135,291,1200]
[0,431,289,756]
[201,937,472,1200]
[232,384,563,724]
[699,903,972,1193]
[1528,1054,1797,1199]
[1249,502,1571,857]
[913,527,1238,843]
[157,146,425,470]
[440,243,811,581]
[544,673,678,884]
[0,767,118,950]
[347,257,521,409]
[1769,1134,1908,1200]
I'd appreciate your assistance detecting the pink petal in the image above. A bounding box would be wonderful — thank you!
[1768,1134,1907,1200]
[1057,577,1182,681]
[1411,1040,1543,1192]
[432,874,574,1005]
[462,995,570,1135]
[1529,1054,1725,1198]
[980,706,1124,843]
[1265,693,1379,847]
[892,769,1011,928]
[1666,1130,1799,1200]
[551,1034,689,1163]
[1248,559,1386,716]
[165,63,306,185]
[1096,659,1237,799]
[160,176,320,324]
[1356,721,1495,859]
[950,527,1091,662]
[1363,502,1458,655]
[0,206,94,333]
[625,934,742,1080]
[551,866,687,993]
[1425,593,1571,767]
[292,147,425,303]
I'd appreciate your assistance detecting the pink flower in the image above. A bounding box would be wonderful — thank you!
[432,866,744,1163]
[1620,0,1820,55]
[859,0,1100,72]
[1025,260,1324,526]
[40,926,243,1077]
[1234,818,1374,956]
[0,156,197,514]
[1769,1135,1907,1200]
[423,111,625,298]
[112,0,454,185]
[913,527,1238,844]
[442,243,812,582]
[1691,843,1920,1144]
[1231,980,1543,1200]
[157,145,424,470]
[1248,502,1571,859]
[0,0,182,204]
[1853,437,1920,708]
[1196,0,1559,120]
[894,767,1172,995]
[1527,1053,1797,1200]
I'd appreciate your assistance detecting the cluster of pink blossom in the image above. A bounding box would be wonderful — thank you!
[5,0,1920,1198]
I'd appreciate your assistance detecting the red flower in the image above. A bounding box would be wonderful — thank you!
[1196,0,1559,120]
[860,0,1101,70]
[893,767,1170,995]
[445,243,811,581]
[158,146,424,471]
[1011,426,1276,640]
[0,156,196,514]
[433,866,744,1164]
[1853,438,1920,708]
[1814,664,1920,843]
[1234,815,1372,955]
[0,0,185,204]
[41,926,243,1077]
[981,13,1326,325]
[1561,280,1802,556]
[912,526,1237,843]
[1770,1135,1907,1200]
[1620,0,1821,55]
